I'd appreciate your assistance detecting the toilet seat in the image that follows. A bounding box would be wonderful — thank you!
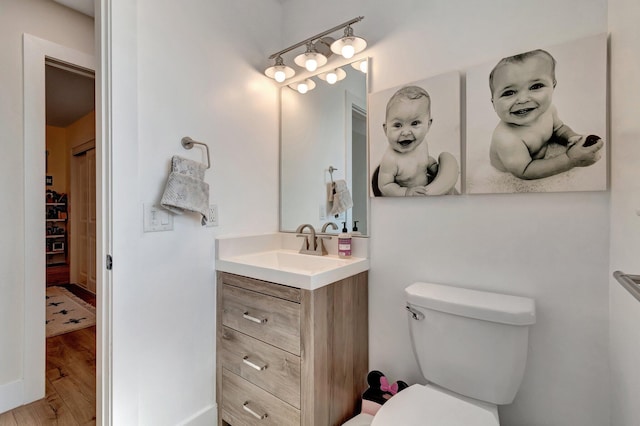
[370,384,499,426]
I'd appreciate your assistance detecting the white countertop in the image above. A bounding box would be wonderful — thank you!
[215,233,370,290]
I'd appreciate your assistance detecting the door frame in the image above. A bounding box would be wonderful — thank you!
[23,32,112,424]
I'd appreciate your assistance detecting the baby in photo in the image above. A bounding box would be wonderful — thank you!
[376,86,439,196]
[489,49,604,180]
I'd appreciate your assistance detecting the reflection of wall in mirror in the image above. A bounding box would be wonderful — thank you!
[350,101,367,235]
[280,64,367,233]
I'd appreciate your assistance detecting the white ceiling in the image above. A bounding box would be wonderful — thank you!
[46,64,95,127]
[52,0,94,17]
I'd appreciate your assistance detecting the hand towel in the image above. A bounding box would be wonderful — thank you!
[160,156,209,225]
[330,179,353,217]
[327,182,335,202]
[326,182,335,218]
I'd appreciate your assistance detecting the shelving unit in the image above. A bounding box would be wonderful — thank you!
[46,193,68,267]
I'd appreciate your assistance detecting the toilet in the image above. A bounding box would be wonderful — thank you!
[348,282,536,426]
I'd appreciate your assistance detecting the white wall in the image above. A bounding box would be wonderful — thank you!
[282,1,610,425]
[107,0,281,423]
[608,0,640,424]
[0,0,93,412]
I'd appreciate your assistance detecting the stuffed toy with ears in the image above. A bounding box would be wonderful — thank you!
[361,370,409,416]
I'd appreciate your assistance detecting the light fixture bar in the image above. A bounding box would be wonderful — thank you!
[268,16,364,60]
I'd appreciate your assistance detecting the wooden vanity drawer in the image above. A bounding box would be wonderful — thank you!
[221,284,301,355]
[216,270,369,426]
[220,326,301,408]
[221,369,300,426]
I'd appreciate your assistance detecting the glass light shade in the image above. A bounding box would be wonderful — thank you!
[274,69,287,82]
[306,58,318,72]
[289,78,316,94]
[265,57,295,82]
[341,42,356,59]
[294,51,327,72]
[331,27,367,59]
[351,59,368,73]
[317,67,347,85]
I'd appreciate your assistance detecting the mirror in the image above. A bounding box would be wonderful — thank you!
[280,59,368,236]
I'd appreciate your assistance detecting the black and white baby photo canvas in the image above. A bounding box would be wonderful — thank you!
[465,33,607,194]
[369,71,461,197]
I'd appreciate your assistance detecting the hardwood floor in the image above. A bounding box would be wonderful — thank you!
[0,285,96,425]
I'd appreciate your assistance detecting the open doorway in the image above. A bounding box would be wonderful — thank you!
[45,60,96,289]
[43,60,97,423]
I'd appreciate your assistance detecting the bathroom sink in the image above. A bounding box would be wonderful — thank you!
[216,249,369,290]
[232,250,352,273]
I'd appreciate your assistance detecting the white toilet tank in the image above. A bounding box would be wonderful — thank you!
[405,282,536,406]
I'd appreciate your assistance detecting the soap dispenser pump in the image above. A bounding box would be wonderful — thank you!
[352,220,360,235]
[338,222,352,258]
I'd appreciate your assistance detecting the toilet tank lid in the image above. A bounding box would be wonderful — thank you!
[406,282,536,325]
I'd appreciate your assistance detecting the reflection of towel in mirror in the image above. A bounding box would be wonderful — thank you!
[160,156,209,225]
[330,180,353,217]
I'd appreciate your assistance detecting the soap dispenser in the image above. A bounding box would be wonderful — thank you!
[352,220,361,235]
[338,222,352,258]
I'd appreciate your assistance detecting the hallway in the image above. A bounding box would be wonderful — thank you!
[0,285,96,425]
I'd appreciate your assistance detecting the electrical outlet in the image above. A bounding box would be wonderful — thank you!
[206,204,218,227]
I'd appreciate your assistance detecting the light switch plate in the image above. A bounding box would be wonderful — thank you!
[143,204,173,232]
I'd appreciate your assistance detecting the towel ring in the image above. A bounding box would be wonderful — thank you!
[181,136,211,169]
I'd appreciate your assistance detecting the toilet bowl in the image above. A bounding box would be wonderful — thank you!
[342,384,498,426]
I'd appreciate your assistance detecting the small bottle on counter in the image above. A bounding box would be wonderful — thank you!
[338,222,352,258]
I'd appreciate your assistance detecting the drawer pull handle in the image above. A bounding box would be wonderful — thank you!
[243,312,267,324]
[243,401,268,420]
[243,356,268,371]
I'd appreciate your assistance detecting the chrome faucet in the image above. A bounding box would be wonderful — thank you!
[321,222,339,233]
[295,224,331,256]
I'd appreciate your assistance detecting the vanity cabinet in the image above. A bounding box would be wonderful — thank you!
[216,271,368,426]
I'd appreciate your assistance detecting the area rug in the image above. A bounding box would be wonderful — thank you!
[46,286,96,337]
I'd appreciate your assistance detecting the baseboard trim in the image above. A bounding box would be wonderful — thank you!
[0,379,24,414]
[179,403,217,426]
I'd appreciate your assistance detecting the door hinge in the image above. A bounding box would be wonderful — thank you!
[106,254,113,270]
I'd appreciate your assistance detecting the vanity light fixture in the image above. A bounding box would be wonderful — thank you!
[264,16,366,83]
[351,59,368,73]
[318,67,347,85]
[331,25,367,59]
[264,55,296,83]
[289,78,316,94]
